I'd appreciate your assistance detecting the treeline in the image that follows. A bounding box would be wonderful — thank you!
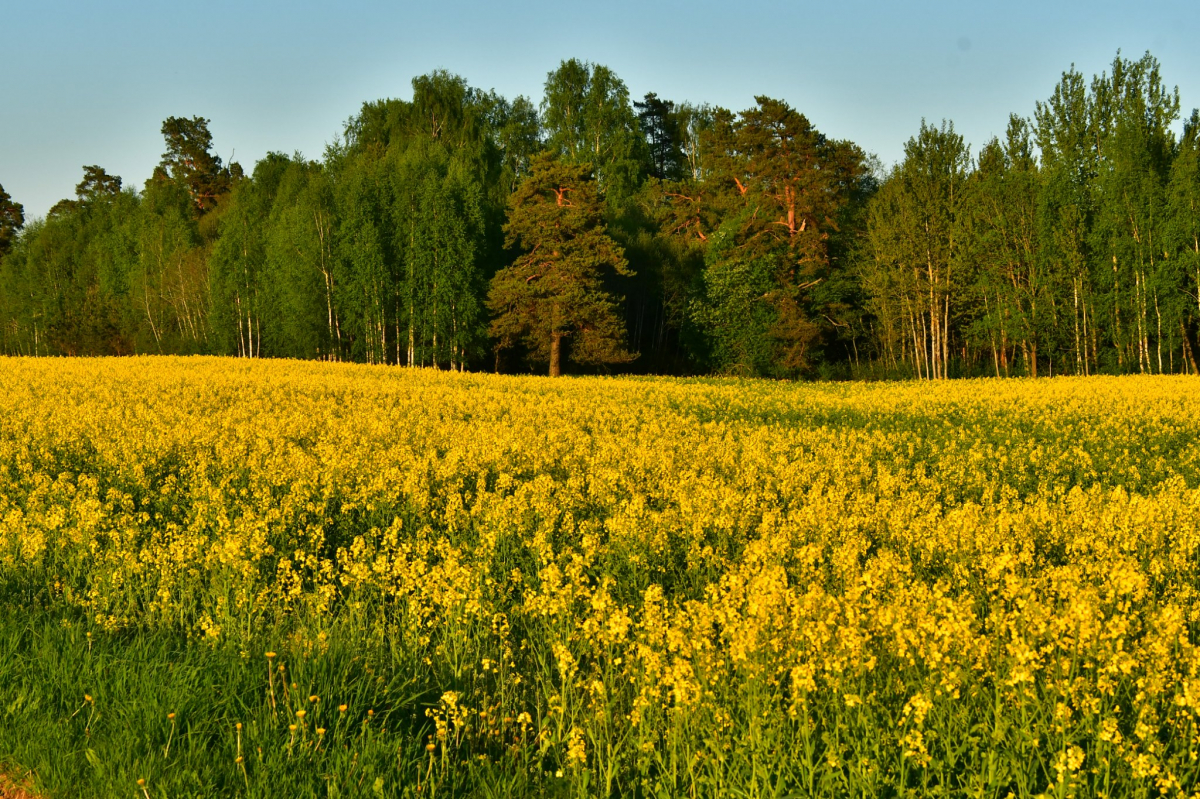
[861,54,1200,378]
[1,52,1198,378]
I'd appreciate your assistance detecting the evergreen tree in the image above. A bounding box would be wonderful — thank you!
[0,183,23,257]
[693,98,866,375]
[158,116,235,216]
[635,93,685,181]
[488,154,633,376]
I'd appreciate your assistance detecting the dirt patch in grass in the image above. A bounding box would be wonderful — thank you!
[0,770,41,799]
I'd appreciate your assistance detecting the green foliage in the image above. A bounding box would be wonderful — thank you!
[136,172,208,353]
[691,218,779,375]
[0,168,141,355]
[0,183,23,257]
[0,610,442,798]
[264,156,341,360]
[391,142,487,369]
[1166,110,1200,373]
[855,51,1199,379]
[687,97,868,376]
[484,93,542,195]
[158,116,236,216]
[488,154,634,375]
[208,153,294,358]
[634,93,686,181]
[964,118,1044,376]
[542,59,647,210]
[6,51,1200,379]
[75,165,123,203]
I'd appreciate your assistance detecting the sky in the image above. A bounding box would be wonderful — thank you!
[3,0,1198,220]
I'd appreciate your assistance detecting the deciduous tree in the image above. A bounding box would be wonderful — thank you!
[542,60,647,208]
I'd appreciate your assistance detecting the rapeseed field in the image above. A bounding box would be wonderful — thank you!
[0,357,1198,798]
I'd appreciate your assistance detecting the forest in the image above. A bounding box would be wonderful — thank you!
[1,51,1198,379]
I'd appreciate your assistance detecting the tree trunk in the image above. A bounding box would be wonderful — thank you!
[1182,320,1199,375]
[1081,293,1090,376]
[1154,289,1163,374]
[235,291,246,358]
[1073,278,1082,375]
[943,295,950,379]
[549,332,563,377]
[1113,253,1123,368]
[985,295,1000,378]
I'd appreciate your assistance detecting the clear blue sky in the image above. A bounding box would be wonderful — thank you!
[3,0,1197,219]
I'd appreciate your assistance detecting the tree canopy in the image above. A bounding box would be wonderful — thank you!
[0,184,22,257]
[488,154,633,376]
[4,52,1200,379]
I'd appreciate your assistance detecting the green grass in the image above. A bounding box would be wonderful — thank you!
[0,607,514,798]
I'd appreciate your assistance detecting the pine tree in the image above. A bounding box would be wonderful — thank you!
[692,98,866,376]
[158,116,234,216]
[488,154,633,376]
[0,183,23,257]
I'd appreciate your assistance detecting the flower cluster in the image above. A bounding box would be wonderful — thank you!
[1,357,1199,796]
